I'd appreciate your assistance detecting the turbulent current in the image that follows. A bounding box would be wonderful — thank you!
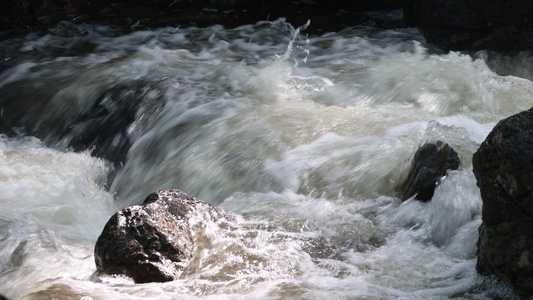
[1,17,532,299]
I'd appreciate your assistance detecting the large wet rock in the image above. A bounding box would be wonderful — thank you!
[401,141,460,201]
[404,0,533,51]
[94,189,224,283]
[473,108,533,297]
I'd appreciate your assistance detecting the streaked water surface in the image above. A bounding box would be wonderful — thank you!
[1,18,531,299]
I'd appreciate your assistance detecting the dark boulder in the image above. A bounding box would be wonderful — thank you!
[403,0,533,51]
[401,141,460,201]
[473,108,533,297]
[94,189,223,283]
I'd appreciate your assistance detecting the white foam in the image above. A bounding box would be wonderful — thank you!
[0,19,526,299]
[0,136,117,299]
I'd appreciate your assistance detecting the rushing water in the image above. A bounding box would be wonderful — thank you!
[1,16,532,299]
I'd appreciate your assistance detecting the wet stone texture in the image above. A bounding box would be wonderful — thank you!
[94,189,223,283]
[401,141,460,202]
[473,107,533,297]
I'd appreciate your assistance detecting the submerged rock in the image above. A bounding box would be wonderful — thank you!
[66,80,167,166]
[0,78,169,179]
[94,189,223,283]
[473,108,533,297]
[401,141,460,201]
[403,0,533,51]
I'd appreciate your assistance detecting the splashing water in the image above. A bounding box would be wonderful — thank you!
[0,18,531,299]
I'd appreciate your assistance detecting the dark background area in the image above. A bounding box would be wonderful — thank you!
[0,0,407,36]
[2,0,533,52]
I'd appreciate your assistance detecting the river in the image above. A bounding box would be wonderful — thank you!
[0,16,531,299]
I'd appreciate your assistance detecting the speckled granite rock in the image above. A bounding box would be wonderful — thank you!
[94,189,223,283]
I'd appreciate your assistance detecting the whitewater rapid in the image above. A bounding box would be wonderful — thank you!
[1,18,531,299]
